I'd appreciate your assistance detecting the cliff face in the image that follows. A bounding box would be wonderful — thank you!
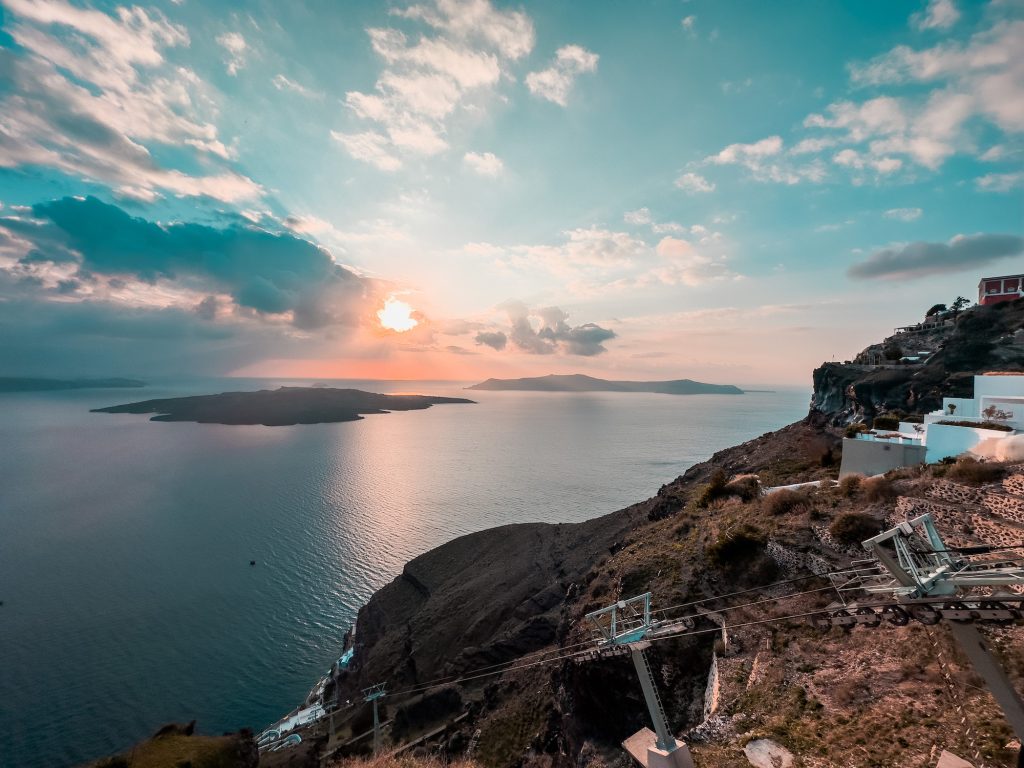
[336,510,643,700]
[283,299,1024,768]
[810,299,1024,425]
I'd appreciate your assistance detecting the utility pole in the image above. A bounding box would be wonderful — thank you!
[585,594,694,768]
[860,514,1024,743]
[362,683,386,755]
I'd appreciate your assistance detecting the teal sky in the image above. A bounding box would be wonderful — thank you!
[0,0,1021,384]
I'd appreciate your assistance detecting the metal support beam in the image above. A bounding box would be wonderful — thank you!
[363,683,387,755]
[629,645,675,752]
[947,621,1024,742]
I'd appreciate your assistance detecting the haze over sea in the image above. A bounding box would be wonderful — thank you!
[0,379,808,768]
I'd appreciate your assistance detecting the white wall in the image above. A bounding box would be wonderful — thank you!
[975,375,1024,399]
[840,438,927,478]
[925,423,1015,463]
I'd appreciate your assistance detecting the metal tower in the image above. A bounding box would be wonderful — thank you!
[585,594,694,768]
[362,683,386,755]
[858,514,1024,741]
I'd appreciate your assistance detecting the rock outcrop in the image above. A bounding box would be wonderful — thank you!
[809,299,1024,425]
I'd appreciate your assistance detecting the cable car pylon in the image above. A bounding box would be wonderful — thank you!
[362,683,386,755]
[855,513,1024,742]
[584,593,694,768]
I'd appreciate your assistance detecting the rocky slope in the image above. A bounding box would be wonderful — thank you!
[810,299,1024,425]
[313,300,1024,768]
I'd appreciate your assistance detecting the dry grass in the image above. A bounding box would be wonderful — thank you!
[946,456,1007,484]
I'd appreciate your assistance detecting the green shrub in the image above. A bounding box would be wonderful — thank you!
[829,512,883,546]
[872,415,899,431]
[844,423,868,438]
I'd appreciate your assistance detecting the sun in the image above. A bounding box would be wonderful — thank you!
[377,296,418,332]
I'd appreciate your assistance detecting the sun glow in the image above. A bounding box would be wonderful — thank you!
[377,296,418,332]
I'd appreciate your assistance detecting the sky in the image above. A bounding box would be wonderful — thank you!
[0,0,1021,386]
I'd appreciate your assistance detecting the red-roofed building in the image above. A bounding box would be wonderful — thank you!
[978,274,1023,306]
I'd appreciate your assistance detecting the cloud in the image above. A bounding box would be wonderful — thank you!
[884,207,923,221]
[330,131,402,171]
[474,330,507,350]
[216,31,248,75]
[705,135,825,184]
[7,196,373,327]
[494,301,615,356]
[912,0,960,31]
[624,208,652,225]
[272,74,321,98]
[652,235,737,286]
[525,44,598,106]
[832,148,902,174]
[674,172,715,193]
[976,170,1024,192]
[0,0,260,202]
[335,0,534,169]
[681,15,697,32]
[848,233,1024,279]
[463,150,504,176]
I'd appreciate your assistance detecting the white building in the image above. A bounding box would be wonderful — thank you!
[839,373,1023,477]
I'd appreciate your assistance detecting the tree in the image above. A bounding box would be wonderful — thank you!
[982,405,1013,421]
[926,303,947,317]
[950,296,970,316]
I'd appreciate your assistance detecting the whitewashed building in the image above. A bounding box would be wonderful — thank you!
[839,373,1024,477]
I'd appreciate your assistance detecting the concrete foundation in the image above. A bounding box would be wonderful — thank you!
[622,728,694,768]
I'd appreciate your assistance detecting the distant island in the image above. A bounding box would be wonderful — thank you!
[467,373,743,395]
[91,386,474,426]
[0,377,146,392]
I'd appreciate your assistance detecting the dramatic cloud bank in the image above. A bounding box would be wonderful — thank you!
[848,233,1024,279]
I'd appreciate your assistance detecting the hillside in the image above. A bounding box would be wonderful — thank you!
[811,299,1024,425]
[467,374,743,395]
[308,300,1024,768]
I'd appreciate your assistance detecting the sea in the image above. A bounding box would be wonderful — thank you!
[0,378,810,768]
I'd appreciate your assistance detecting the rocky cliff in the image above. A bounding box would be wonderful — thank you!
[809,299,1024,425]
[312,299,1024,768]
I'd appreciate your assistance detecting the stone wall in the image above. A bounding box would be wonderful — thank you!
[766,540,832,576]
[926,479,985,505]
[702,652,720,720]
[983,490,1024,524]
[1004,474,1024,496]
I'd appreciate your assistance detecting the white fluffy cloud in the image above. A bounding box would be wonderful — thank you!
[912,0,960,31]
[0,0,261,202]
[335,0,534,169]
[704,136,825,184]
[330,131,402,171]
[674,172,715,193]
[884,207,923,222]
[216,31,247,75]
[708,15,1023,186]
[525,45,598,106]
[463,150,504,176]
[272,74,320,99]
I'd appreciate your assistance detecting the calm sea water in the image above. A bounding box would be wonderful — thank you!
[0,378,809,768]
